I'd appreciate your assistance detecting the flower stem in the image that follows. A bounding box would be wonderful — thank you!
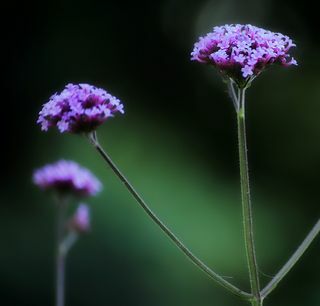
[55,199,68,306]
[261,218,320,299]
[88,132,251,300]
[236,88,261,304]
[251,299,263,306]
[60,231,78,257]
[227,79,239,111]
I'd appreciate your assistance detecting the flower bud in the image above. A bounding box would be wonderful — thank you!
[69,204,91,233]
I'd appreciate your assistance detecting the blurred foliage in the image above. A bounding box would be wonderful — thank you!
[1,0,319,305]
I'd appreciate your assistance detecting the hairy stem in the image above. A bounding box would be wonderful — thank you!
[237,88,261,304]
[261,218,320,298]
[88,132,251,300]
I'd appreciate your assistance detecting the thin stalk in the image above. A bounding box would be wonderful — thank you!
[261,218,320,298]
[60,231,78,257]
[88,132,251,300]
[227,79,239,111]
[56,252,66,306]
[55,198,68,306]
[237,88,261,305]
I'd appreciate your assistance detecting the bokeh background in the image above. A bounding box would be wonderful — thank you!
[2,0,319,305]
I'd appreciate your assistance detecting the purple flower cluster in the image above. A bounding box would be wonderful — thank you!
[191,24,297,85]
[33,160,102,197]
[69,204,91,233]
[37,83,124,133]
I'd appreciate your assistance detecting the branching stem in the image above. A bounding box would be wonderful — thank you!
[261,218,320,299]
[87,132,251,300]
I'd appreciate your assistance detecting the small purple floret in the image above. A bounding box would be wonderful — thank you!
[69,204,91,233]
[33,160,102,197]
[37,83,124,133]
[191,24,297,85]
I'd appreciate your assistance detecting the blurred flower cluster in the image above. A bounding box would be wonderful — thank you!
[33,160,101,197]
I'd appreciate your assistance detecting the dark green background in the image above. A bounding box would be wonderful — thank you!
[2,0,319,305]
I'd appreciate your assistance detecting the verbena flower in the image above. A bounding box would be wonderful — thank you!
[33,160,102,197]
[191,24,297,86]
[37,83,124,133]
[69,204,91,233]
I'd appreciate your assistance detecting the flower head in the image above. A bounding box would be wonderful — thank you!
[37,83,124,133]
[191,24,297,86]
[69,204,91,233]
[33,160,102,197]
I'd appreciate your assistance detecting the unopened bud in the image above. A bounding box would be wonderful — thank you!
[69,204,90,233]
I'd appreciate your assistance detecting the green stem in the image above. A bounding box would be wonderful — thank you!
[261,218,320,299]
[237,88,261,304]
[88,132,251,300]
[55,198,68,306]
[251,300,263,306]
[227,79,239,111]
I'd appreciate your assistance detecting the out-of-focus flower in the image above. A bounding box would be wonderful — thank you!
[69,204,91,233]
[37,83,124,133]
[33,160,102,197]
[191,24,297,86]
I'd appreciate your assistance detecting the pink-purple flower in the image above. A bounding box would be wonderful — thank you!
[37,83,124,133]
[69,204,91,233]
[33,160,102,197]
[191,24,297,86]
